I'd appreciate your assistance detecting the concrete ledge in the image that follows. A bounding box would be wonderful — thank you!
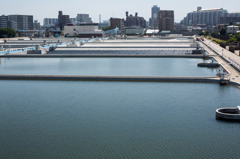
[0,74,220,82]
[198,62,220,67]
[0,54,207,58]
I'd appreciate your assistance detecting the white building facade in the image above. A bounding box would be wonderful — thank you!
[43,18,58,27]
[64,23,103,38]
[182,7,227,28]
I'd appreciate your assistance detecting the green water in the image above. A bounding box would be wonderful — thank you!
[0,80,240,158]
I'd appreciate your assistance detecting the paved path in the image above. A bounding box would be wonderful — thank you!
[200,39,240,86]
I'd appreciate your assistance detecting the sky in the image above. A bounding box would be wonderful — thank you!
[1,0,240,24]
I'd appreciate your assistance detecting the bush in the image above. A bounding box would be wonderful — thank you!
[227,36,237,43]
[212,39,226,44]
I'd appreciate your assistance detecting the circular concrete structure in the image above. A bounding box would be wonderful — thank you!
[216,108,240,120]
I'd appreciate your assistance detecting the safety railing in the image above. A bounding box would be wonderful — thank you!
[228,58,240,70]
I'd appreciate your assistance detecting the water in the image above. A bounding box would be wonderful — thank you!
[1,80,240,158]
[0,58,217,76]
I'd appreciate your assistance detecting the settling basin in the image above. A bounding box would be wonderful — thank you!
[0,58,217,77]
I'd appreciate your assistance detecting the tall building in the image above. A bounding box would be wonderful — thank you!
[151,5,160,29]
[182,7,227,28]
[77,14,92,23]
[33,20,40,30]
[8,15,33,30]
[110,18,125,34]
[220,12,240,24]
[43,18,58,27]
[125,12,146,28]
[0,15,8,28]
[70,18,77,25]
[58,11,71,28]
[158,10,174,32]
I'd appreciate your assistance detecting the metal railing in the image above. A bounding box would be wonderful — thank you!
[228,58,240,70]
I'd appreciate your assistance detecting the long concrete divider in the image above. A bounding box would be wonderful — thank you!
[0,54,207,58]
[0,74,220,83]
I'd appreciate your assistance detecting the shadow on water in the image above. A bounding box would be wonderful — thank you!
[215,117,240,123]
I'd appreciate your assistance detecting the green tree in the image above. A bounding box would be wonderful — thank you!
[102,26,111,31]
[199,31,204,36]
[219,27,226,35]
[227,36,237,43]
[211,32,217,37]
[0,28,8,38]
[236,32,240,41]
[5,27,16,37]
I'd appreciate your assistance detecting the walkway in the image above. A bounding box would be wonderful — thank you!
[200,38,240,86]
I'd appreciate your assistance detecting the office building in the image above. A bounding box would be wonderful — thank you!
[33,20,40,30]
[58,11,71,28]
[158,10,174,32]
[125,12,146,28]
[0,15,8,28]
[182,7,227,28]
[77,14,92,23]
[70,18,77,24]
[43,18,58,27]
[110,18,125,34]
[151,5,160,29]
[220,12,240,24]
[8,15,33,30]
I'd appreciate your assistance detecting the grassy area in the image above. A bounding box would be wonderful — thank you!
[201,36,226,44]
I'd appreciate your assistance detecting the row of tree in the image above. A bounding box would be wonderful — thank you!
[0,27,16,38]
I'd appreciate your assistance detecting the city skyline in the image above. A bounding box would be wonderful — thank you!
[1,0,240,25]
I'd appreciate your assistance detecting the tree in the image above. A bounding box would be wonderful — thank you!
[199,31,205,36]
[211,32,217,37]
[219,27,226,35]
[236,32,240,41]
[102,26,111,31]
[5,27,16,37]
[0,28,8,38]
[227,36,237,43]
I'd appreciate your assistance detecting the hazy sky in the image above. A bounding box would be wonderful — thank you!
[1,0,239,24]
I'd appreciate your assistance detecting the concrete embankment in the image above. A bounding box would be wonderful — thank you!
[0,74,220,83]
[197,62,220,67]
[0,54,207,58]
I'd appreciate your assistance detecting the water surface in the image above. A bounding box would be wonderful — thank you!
[0,81,240,158]
[0,58,217,76]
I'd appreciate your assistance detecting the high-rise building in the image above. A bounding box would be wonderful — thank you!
[8,15,33,30]
[77,14,92,23]
[151,5,160,29]
[220,12,240,25]
[33,20,40,30]
[58,11,71,28]
[110,18,125,34]
[181,7,227,28]
[0,15,8,28]
[70,18,77,25]
[43,18,58,27]
[158,10,174,32]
